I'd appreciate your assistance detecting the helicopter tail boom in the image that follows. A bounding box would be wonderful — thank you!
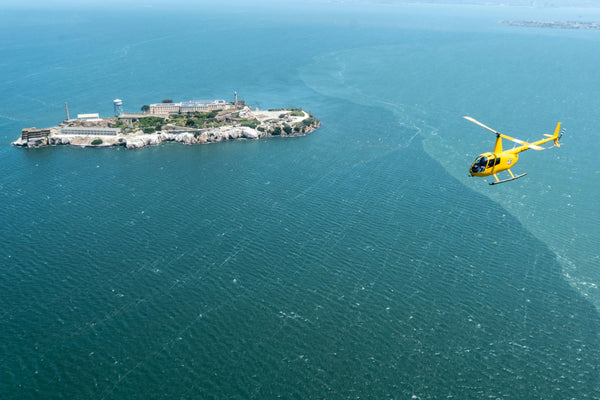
[511,121,562,153]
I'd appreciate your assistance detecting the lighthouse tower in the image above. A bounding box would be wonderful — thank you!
[113,99,123,116]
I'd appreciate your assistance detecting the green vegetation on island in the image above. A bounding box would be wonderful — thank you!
[138,116,165,133]
[169,111,222,129]
[240,118,261,129]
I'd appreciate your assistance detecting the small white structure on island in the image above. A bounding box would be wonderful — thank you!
[77,113,102,121]
[113,99,123,117]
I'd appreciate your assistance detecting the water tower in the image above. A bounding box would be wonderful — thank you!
[113,99,123,116]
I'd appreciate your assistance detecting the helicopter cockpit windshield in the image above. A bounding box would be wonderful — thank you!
[471,155,487,173]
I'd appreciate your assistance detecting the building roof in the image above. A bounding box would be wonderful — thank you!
[180,100,226,107]
[77,113,101,119]
[118,113,148,118]
[150,100,227,107]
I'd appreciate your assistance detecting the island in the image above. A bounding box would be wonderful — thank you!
[498,20,600,30]
[12,96,321,149]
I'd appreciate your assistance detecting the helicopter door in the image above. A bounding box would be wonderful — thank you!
[487,157,496,169]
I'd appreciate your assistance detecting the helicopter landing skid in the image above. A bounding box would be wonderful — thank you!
[489,172,527,185]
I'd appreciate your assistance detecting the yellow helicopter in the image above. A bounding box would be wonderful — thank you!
[464,116,563,185]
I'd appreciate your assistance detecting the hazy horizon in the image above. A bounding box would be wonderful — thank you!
[3,0,600,10]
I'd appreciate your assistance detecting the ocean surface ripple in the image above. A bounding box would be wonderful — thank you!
[1,3,599,399]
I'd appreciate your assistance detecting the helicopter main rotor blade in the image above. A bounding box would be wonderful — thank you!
[463,116,544,150]
[497,133,544,150]
[463,116,500,135]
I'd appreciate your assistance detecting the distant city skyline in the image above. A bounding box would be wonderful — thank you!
[320,0,599,7]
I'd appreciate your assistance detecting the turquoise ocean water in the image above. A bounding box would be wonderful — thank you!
[1,1,599,398]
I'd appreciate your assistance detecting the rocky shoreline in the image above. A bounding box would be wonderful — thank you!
[13,106,321,150]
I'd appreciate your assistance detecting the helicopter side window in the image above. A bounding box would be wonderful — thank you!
[487,158,496,169]
[495,158,501,166]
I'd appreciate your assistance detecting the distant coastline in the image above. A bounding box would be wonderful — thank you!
[499,20,600,30]
[13,98,321,150]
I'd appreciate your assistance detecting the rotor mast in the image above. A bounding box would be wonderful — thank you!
[493,134,502,154]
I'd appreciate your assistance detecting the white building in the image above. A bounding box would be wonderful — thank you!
[149,100,233,115]
[61,127,121,136]
[77,113,102,121]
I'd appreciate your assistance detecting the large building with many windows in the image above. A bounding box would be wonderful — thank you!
[61,127,121,136]
[149,100,233,115]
